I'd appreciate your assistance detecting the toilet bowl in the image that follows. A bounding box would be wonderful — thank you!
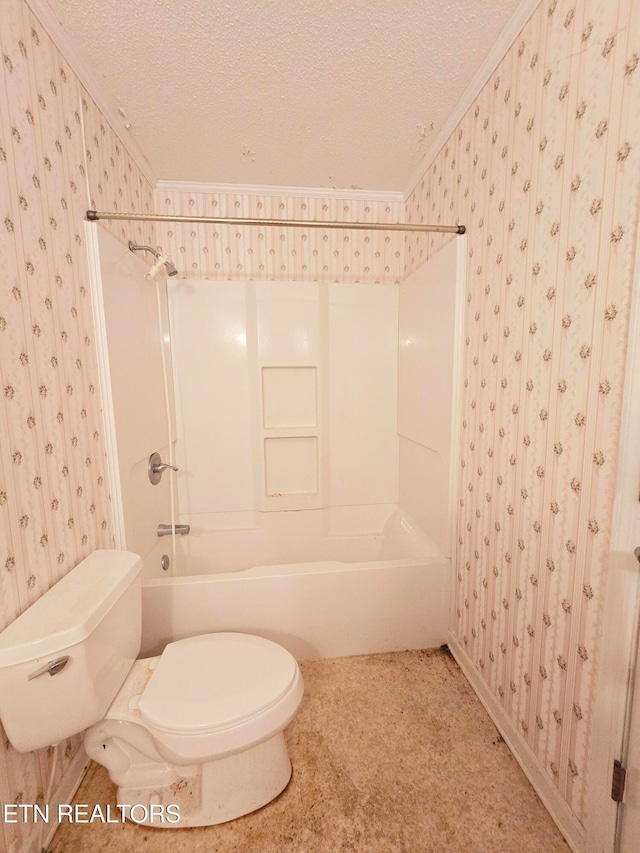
[85,632,304,826]
[0,550,304,828]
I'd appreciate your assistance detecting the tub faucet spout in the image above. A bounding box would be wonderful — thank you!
[157,523,190,537]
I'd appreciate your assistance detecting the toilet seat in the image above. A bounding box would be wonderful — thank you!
[106,632,304,764]
[139,632,298,734]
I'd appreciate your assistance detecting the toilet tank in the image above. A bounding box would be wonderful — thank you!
[0,550,142,752]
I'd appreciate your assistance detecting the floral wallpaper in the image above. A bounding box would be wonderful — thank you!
[155,188,404,284]
[405,0,640,824]
[1,0,639,848]
[0,1,155,850]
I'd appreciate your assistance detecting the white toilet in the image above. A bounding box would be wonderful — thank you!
[0,550,304,827]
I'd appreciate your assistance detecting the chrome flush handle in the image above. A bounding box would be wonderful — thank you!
[28,655,70,680]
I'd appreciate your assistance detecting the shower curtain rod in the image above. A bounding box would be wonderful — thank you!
[85,210,466,235]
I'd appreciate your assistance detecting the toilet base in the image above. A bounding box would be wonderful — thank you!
[114,732,292,827]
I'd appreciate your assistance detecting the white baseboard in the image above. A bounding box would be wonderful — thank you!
[448,634,586,853]
[17,748,90,853]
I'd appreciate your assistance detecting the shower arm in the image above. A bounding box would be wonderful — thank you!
[128,241,178,276]
[88,210,465,234]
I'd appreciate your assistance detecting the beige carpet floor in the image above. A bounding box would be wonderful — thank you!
[51,648,570,852]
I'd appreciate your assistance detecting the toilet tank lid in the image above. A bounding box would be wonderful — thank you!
[0,550,142,668]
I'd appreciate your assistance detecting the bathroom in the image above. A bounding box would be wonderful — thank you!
[1,0,640,851]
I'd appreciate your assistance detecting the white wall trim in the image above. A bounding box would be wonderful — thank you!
[448,634,586,853]
[84,222,127,549]
[448,235,467,624]
[156,180,404,204]
[403,0,541,200]
[609,214,640,558]
[448,235,466,560]
[584,204,640,852]
[24,0,157,188]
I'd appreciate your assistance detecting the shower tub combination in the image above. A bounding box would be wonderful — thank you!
[90,228,460,665]
[140,508,450,660]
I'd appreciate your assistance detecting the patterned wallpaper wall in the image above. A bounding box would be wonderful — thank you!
[2,0,639,848]
[0,1,156,851]
[155,188,404,284]
[405,0,640,824]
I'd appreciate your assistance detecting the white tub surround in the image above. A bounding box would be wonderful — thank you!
[88,225,177,578]
[397,236,465,558]
[168,279,399,545]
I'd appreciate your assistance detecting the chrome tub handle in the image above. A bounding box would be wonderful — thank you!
[148,452,179,485]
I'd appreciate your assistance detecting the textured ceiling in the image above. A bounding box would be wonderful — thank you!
[45,0,523,191]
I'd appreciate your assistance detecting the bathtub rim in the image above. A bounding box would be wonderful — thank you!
[143,554,447,586]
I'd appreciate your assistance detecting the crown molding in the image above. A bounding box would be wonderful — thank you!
[156,180,404,204]
[25,0,157,188]
[403,0,541,200]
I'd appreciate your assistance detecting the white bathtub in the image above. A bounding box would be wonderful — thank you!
[140,508,450,661]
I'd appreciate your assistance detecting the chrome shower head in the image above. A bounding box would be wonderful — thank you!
[128,241,179,277]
